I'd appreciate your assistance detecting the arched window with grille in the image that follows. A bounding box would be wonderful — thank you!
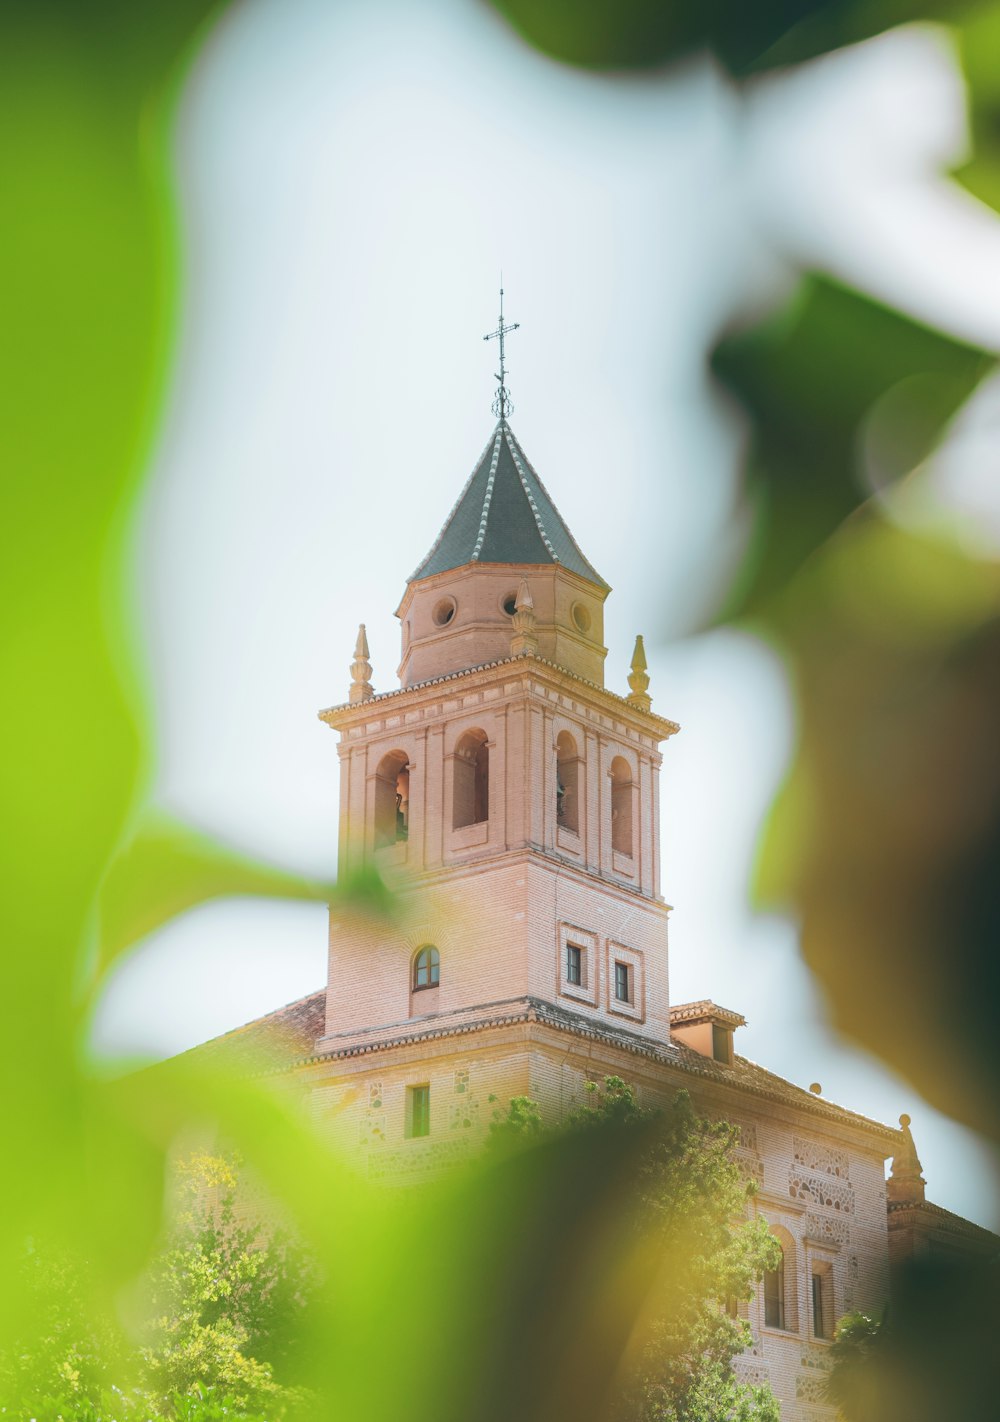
[374,750,410,849]
[556,730,580,834]
[453,729,489,829]
[610,755,633,857]
[412,945,440,992]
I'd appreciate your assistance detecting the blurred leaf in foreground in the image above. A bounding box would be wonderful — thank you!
[825,1258,1000,1422]
[756,510,1000,1140]
[710,277,992,622]
[485,0,988,76]
[97,812,335,972]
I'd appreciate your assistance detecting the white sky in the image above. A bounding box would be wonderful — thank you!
[93,0,1000,1228]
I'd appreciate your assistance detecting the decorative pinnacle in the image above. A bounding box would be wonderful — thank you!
[349,623,374,704]
[483,282,520,422]
[887,1113,926,1205]
[510,578,538,657]
[626,634,652,711]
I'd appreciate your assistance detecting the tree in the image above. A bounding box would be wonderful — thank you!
[492,1077,781,1421]
[825,1310,883,1421]
[137,1153,313,1412]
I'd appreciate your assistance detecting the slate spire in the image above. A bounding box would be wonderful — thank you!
[409,422,608,589]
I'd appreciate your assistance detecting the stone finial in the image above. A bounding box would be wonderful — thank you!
[510,579,539,657]
[626,634,651,711]
[349,623,374,704]
[887,1112,926,1206]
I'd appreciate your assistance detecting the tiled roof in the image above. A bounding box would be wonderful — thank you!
[670,1000,747,1029]
[887,1198,1000,1247]
[186,989,326,1074]
[191,990,896,1142]
[409,421,608,589]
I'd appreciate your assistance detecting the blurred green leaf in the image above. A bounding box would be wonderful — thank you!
[97,813,333,971]
[710,277,992,622]
[755,511,1000,1140]
[485,0,989,76]
[955,6,1000,213]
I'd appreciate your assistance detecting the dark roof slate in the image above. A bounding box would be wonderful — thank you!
[410,421,608,589]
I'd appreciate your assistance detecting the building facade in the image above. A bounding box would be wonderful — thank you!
[202,415,990,1420]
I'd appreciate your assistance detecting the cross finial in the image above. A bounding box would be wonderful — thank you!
[483,281,520,422]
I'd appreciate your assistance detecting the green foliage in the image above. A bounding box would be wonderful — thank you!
[4,0,1000,1417]
[823,1259,1000,1422]
[490,1079,781,1421]
[825,1310,884,1417]
[487,1093,544,1140]
[136,1153,313,1412]
[0,1157,312,1422]
[485,0,988,76]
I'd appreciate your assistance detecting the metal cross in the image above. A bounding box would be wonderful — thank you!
[483,283,520,421]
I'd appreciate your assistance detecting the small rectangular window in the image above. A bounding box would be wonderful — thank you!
[566,944,583,986]
[614,961,630,1003]
[407,1084,430,1139]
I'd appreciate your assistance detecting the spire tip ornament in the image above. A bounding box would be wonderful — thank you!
[626,634,652,711]
[483,282,520,422]
[349,622,374,704]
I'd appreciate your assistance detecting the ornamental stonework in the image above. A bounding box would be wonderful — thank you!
[793,1137,850,1179]
[788,1170,855,1214]
[795,1374,833,1404]
[367,1138,471,1181]
[803,1213,850,1247]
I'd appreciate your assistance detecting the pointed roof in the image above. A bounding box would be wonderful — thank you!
[410,421,608,589]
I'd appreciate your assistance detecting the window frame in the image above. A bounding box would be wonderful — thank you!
[614,960,630,1003]
[566,943,583,986]
[557,924,598,1006]
[605,941,645,1023]
[407,1084,431,1139]
[412,945,440,992]
[763,1259,785,1331]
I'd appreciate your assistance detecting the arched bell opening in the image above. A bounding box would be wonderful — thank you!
[453,729,489,829]
[374,749,410,849]
[610,755,633,858]
[556,730,581,835]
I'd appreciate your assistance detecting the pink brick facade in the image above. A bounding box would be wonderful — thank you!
[219,419,923,1420]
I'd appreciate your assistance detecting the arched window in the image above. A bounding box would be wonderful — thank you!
[374,750,410,849]
[412,945,440,991]
[556,730,580,834]
[453,729,489,829]
[610,756,633,857]
[763,1228,798,1332]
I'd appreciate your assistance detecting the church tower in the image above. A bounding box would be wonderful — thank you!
[316,397,679,1134]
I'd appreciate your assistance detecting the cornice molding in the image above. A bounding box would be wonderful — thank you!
[319,651,680,740]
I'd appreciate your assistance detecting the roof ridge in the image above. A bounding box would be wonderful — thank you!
[502,424,560,564]
[409,423,500,581]
[503,422,608,588]
[470,426,503,561]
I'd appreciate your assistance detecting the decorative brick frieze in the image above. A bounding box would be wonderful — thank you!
[788,1171,856,1214]
[803,1214,850,1247]
[793,1138,850,1180]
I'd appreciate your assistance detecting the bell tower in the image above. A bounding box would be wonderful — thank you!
[317,402,679,1057]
